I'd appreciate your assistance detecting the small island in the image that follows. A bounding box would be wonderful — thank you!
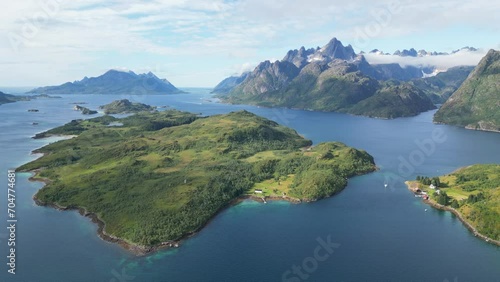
[18,105,376,255]
[99,99,156,114]
[73,105,98,115]
[406,164,500,246]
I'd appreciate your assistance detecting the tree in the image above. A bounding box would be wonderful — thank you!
[432,177,441,187]
[437,191,449,205]
[451,199,459,209]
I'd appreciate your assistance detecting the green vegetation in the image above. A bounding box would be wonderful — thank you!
[347,83,436,119]
[99,99,156,114]
[18,108,376,247]
[434,50,500,132]
[416,175,441,187]
[410,164,500,240]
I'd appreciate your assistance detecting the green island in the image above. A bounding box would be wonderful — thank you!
[99,99,156,114]
[18,107,376,254]
[406,164,500,245]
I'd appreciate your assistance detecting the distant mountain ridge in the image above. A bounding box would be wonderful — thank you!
[366,46,479,57]
[27,70,184,95]
[216,37,436,119]
[282,38,356,68]
[434,49,500,132]
[215,38,465,97]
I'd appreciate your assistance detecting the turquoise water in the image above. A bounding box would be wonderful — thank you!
[0,89,499,282]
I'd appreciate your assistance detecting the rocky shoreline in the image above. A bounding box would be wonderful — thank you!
[464,124,500,133]
[405,182,500,247]
[27,169,311,256]
[433,121,500,134]
[32,195,162,255]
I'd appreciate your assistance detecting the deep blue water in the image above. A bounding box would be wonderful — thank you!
[0,89,499,282]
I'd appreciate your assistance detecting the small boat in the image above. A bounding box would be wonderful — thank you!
[425,209,428,212]
[384,183,388,188]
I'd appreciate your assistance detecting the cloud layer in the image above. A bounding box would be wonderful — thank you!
[364,50,489,70]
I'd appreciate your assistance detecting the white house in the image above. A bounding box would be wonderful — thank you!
[429,184,436,189]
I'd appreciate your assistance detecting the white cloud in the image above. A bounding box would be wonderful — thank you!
[364,49,488,69]
[0,0,498,87]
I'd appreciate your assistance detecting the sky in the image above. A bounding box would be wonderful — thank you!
[0,0,499,88]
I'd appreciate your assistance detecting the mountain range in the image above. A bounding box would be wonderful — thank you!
[434,49,500,132]
[215,37,438,119]
[366,46,478,57]
[27,70,183,95]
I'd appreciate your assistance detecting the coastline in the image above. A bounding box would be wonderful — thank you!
[217,98,434,120]
[21,132,374,256]
[405,181,500,247]
[464,125,500,133]
[433,121,500,134]
[26,168,309,256]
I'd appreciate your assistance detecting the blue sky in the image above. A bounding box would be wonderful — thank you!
[1,0,499,88]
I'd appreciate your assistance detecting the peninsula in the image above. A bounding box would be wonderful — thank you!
[18,106,376,254]
[407,164,500,246]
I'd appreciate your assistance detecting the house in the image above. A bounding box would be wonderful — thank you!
[429,184,436,189]
[255,189,263,194]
